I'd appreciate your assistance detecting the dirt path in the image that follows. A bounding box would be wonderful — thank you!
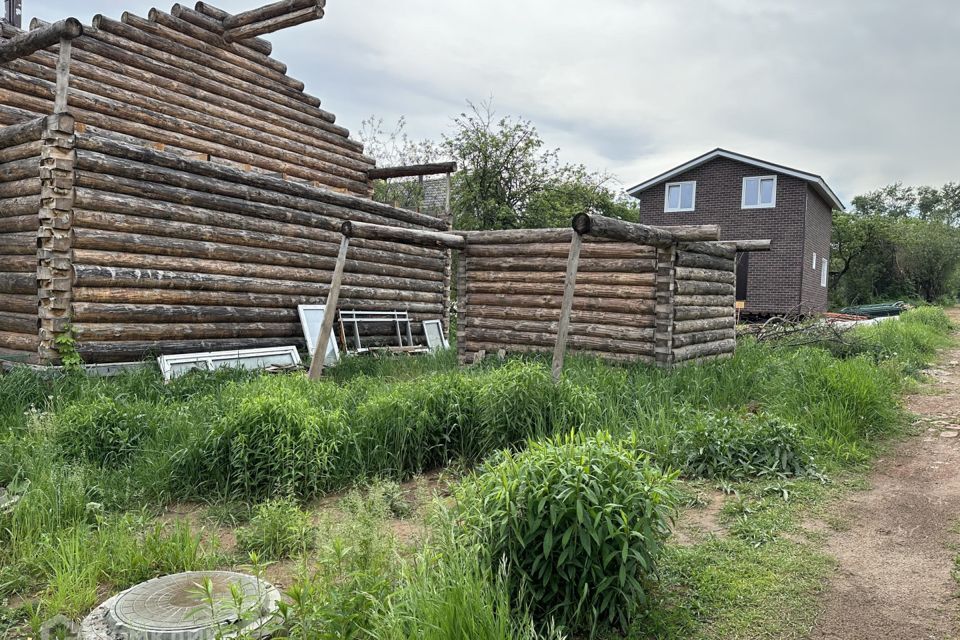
[811,309,960,640]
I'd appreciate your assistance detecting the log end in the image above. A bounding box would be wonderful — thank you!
[29,18,48,30]
[91,14,105,29]
[171,3,186,18]
[571,212,592,236]
[148,8,161,21]
[63,18,84,39]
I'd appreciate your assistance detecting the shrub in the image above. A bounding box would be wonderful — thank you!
[54,397,159,467]
[237,498,316,560]
[192,385,343,500]
[454,431,677,634]
[672,410,816,480]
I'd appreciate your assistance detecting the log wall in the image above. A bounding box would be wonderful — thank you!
[0,6,374,197]
[66,129,448,362]
[458,230,660,365]
[458,231,739,367]
[0,116,41,359]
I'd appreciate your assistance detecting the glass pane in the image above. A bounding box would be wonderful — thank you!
[680,183,694,209]
[760,178,775,204]
[667,185,681,209]
[744,178,759,206]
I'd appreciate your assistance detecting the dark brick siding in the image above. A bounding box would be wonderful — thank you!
[634,157,832,315]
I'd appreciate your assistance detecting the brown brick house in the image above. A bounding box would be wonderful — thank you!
[627,149,843,316]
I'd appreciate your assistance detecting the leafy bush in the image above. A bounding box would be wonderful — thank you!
[237,498,316,560]
[454,431,677,634]
[672,411,816,480]
[54,397,159,467]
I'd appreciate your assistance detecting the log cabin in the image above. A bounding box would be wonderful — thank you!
[0,1,456,364]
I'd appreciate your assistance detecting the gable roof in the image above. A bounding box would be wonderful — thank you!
[626,148,844,211]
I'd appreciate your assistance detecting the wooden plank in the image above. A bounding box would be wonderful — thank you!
[552,232,581,381]
[308,233,348,380]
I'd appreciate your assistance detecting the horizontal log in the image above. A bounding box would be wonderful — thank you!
[72,136,440,229]
[170,4,273,55]
[0,233,37,255]
[223,0,320,29]
[465,305,654,328]
[71,188,438,260]
[0,255,34,272]
[0,214,38,233]
[0,330,38,352]
[0,293,38,314]
[71,302,295,324]
[0,272,35,294]
[462,326,654,356]
[147,9,286,75]
[71,213,446,275]
[0,115,47,148]
[466,280,656,300]
[463,343,653,366]
[466,256,656,273]
[0,311,36,333]
[342,220,465,250]
[72,287,445,314]
[368,162,458,180]
[673,316,736,334]
[679,242,737,259]
[675,267,735,284]
[466,293,655,315]
[674,294,735,307]
[672,329,736,348]
[573,212,675,248]
[465,242,655,259]
[0,196,40,218]
[722,239,772,252]
[459,228,656,245]
[655,225,722,241]
[224,4,324,42]
[0,157,40,182]
[673,306,732,321]
[675,280,735,296]
[72,249,445,294]
[73,265,444,302]
[0,140,41,164]
[73,321,301,341]
[467,270,655,287]
[464,316,654,343]
[0,18,83,64]
[672,338,737,362]
[676,251,735,271]
[76,336,301,363]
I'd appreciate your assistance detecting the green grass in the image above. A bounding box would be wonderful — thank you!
[0,306,953,636]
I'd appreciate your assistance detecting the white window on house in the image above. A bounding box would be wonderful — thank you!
[812,252,817,269]
[821,257,828,287]
[742,175,777,209]
[664,181,696,212]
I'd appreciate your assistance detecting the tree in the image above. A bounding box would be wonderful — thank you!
[832,182,960,305]
[443,101,636,230]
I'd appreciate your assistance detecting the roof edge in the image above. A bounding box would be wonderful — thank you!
[626,148,844,211]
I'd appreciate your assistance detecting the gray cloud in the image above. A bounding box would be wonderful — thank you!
[20,0,960,203]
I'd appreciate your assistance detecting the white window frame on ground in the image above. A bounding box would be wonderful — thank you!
[664,181,696,212]
[742,175,777,209]
[157,346,302,382]
[821,257,828,287]
[297,304,341,366]
[422,320,449,352]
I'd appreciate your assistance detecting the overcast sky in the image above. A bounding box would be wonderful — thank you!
[21,0,960,203]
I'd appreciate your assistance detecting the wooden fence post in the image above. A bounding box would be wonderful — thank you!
[551,230,582,381]
[307,228,350,380]
[53,37,72,113]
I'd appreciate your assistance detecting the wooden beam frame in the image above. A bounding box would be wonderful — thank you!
[367,162,458,180]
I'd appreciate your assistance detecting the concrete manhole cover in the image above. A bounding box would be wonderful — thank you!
[80,571,280,639]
